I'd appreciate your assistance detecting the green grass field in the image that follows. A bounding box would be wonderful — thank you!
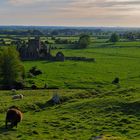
[0,37,140,139]
[0,88,140,140]
[24,41,140,90]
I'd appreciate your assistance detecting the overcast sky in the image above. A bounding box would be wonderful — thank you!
[0,0,140,27]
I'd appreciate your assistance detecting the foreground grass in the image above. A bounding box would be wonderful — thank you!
[0,88,139,140]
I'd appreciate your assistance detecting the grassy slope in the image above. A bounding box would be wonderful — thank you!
[0,89,139,140]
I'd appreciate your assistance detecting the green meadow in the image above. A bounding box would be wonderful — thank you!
[0,88,140,140]
[0,38,140,139]
[24,41,140,90]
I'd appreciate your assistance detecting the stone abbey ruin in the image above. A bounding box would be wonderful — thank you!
[17,37,95,62]
[17,37,65,61]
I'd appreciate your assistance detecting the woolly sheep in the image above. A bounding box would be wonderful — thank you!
[12,94,23,100]
[5,106,23,129]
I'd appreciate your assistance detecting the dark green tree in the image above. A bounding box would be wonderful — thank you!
[77,34,90,49]
[109,33,119,43]
[0,47,25,89]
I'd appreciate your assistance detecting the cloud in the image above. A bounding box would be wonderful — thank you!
[63,0,140,16]
[8,0,74,6]
[1,0,140,26]
[8,0,47,5]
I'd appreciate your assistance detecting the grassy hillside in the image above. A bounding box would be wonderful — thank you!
[0,88,139,140]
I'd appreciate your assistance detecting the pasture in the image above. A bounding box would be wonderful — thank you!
[0,35,140,139]
[0,88,140,140]
[23,41,140,90]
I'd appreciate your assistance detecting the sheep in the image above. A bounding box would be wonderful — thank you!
[12,94,23,100]
[11,89,16,94]
[5,106,23,129]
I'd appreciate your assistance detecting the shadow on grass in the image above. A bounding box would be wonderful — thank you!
[120,101,140,116]
[0,125,8,133]
[105,101,140,118]
[41,61,54,64]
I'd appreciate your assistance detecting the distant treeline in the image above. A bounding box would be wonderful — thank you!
[0,26,102,36]
[0,26,140,39]
[0,30,44,36]
[0,29,98,36]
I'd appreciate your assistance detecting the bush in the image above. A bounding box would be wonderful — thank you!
[29,66,42,76]
[31,84,37,89]
[112,77,119,84]
[14,81,25,89]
